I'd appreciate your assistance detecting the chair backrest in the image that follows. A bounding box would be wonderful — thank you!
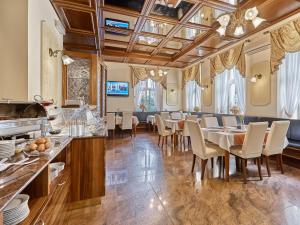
[264,121,290,155]
[121,112,133,129]
[161,112,170,120]
[222,116,238,127]
[171,112,182,120]
[187,121,207,159]
[242,122,268,158]
[106,113,116,130]
[201,114,213,127]
[186,115,198,121]
[203,117,219,128]
[155,114,165,135]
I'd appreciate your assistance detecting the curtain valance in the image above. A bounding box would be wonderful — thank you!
[270,18,300,74]
[210,44,246,78]
[182,64,201,88]
[131,66,167,89]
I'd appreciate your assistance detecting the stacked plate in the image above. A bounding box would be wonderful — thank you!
[3,194,30,225]
[0,140,15,159]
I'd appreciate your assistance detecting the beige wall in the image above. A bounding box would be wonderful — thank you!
[106,62,183,112]
[0,0,63,101]
[0,0,28,100]
[28,0,63,102]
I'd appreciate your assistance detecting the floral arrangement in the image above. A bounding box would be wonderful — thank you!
[230,106,245,126]
[139,103,146,112]
[194,106,200,112]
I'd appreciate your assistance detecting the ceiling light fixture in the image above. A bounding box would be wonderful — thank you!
[216,6,265,37]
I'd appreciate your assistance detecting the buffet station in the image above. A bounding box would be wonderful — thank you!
[0,101,107,225]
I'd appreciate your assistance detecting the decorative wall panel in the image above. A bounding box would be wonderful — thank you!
[250,61,271,106]
[41,21,60,103]
[67,58,91,104]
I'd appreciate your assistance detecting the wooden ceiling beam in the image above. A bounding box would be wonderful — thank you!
[52,0,95,12]
[102,49,171,62]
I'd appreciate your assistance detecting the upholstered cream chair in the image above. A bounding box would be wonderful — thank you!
[200,114,213,127]
[230,122,268,183]
[155,115,174,148]
[106,113,116,138]
[222,116,238,127]
[160,112,170,120]
[120,112,133,138]
[262,121,290,176]
[187,121,225,179]
[171,112,182,120]
[203,117,219,128]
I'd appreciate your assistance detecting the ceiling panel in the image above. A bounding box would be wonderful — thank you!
[63,9,94,32]
[52,0,300,68]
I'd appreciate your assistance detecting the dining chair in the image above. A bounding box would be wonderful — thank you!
[222,116,238,127]
[186,115,198,121]
[120,112,133,138]
[203,117,219,128]
[161,112,170,121]
[230,122,268,183]
[262,121,290,176]
[106,113,116,138]
[155,114,173,148]
[187,121,225,179]
[171,112,182,120]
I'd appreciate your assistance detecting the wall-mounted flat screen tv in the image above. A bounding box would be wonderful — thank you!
[105,18,130,35]
[106,81,129,97]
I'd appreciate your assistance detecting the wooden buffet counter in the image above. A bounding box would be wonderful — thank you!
[0,135,106,225]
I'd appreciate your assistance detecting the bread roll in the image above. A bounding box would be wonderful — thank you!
[38,144,45,152]
[36,138,46,145]
[45,142,51,149]
[29,143,38,151]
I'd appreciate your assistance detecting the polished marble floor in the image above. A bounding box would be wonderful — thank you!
[67,133,300,225]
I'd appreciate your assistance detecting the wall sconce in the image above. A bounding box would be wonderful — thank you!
[250,73,262,83]
[49,48,62,57]
[200,84,209,90]
[49,48,74,65]
[170,89,175,93]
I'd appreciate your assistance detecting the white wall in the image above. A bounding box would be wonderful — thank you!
[106,62,183,112]
[28,0,63,101]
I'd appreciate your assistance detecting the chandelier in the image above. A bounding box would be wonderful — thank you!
[216,7,266,36]
[155,0,182,8]
[149,68,168,77]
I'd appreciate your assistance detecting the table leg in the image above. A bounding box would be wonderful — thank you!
[225,151,230,182]
[133,124,136,137]
[173,133,176,147]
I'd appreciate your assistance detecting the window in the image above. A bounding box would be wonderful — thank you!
[215,67,245,114]
[278,51,300,118]
[185,80,201,111]
[134,79,162,112]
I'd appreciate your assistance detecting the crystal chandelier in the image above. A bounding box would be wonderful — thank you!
[216,7,266,37]
[155,0,182,8]
[149,68,168,77]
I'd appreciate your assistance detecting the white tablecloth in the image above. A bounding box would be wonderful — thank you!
[116,116,139,126]
[202,128,289,152]
[146,115,156,125]
[165,119,183,133]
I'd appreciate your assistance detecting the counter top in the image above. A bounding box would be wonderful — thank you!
[0,136,72,212]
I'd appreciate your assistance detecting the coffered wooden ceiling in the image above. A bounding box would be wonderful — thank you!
[51,0,300,68]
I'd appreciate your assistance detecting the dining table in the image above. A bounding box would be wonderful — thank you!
[201,127,289,182]
[115,115,139,137]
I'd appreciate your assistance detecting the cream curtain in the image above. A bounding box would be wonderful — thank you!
[210,44,246,78]
[182,64,201,88]
[131,66,167,89]
[270,18,300,74]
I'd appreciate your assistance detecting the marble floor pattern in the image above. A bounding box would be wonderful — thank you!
[66,133,300,225]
